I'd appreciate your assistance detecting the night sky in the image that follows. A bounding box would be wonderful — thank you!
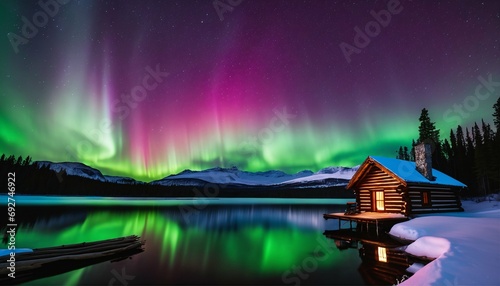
[1,0,499,181]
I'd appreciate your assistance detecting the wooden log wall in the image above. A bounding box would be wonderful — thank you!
[355,165,404,214]
[405,185,462,214]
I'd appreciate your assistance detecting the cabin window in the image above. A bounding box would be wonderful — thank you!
[377,247,387,263]
[422,191,431,206]
[375,191,385,211]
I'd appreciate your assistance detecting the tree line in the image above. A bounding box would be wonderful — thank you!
[0,156,348,198]
[397,97,500,196]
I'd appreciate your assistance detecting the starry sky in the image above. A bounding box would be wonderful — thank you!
[1,0,499,181]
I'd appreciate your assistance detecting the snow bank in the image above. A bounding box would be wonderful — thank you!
[389,200,500,286]
[405,236,450,259]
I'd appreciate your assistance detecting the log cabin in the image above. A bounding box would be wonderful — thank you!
[347,143,466,216]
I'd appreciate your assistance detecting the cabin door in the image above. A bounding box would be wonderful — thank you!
[372,191,385,212]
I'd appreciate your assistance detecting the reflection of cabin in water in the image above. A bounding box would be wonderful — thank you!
[347,143,466,216]
[323,230,423,285]
[358,241,412,285]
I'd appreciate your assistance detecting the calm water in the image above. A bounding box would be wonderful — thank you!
[2,196,407,285]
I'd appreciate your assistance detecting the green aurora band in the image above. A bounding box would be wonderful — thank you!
[0,1,497,181]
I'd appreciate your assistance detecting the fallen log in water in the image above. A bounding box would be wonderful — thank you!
[0,235,145,284]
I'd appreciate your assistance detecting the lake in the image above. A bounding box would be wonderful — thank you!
[1,196,411,285]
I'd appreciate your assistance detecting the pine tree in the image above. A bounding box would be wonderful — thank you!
[456,126,465,155]
[494,98,500,187]
[410,139,416,161]
[403,146,410,161]
[473,122,488,195]
[465,128,474,154]
[473,123,482,147]
[443,139,452,159]
[22,156,32,166]
[493,97,500,131]
[6,155,15,165]
[481,120,496,193]
[481,120,493,142]
[418,108,440,145]
[450,129,457,154]
[397,146,404,159]
[452,125,472,191]
[417,108,445,169]
[446,129,458,177]
[440,138,452,175]
[464,127,478,194]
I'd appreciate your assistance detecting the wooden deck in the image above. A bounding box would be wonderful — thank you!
[323,229,404,248]
[323,212,408,236]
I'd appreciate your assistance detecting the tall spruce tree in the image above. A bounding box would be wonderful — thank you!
[397,146,404,159]
[440,138,452,175]
[417,108,445,169]
[473,122,488,195]
[493,97,500,131]
[481,120,495,193]
[443,138,453,160]
[410,139,416,161]
[494,98,500,188]
[448,129,458,177]
[418,108,440,144]
[403,146,410,160]
[23,156,32,166]
[396,146,410,161]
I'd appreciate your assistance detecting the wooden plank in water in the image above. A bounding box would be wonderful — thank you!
[0,247,144,285]
[11,240,144,262]
[0,235,145,276]
[31,235,140,251]
[17,238,142,259]
[9,242,144,272]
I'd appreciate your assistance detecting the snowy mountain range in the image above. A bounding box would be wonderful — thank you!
[37,161,107,182]
[35,161,359,188]
[36,161,139,184]
[150,165,360,188]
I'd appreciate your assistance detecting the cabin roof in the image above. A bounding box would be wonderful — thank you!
[347,156,467,189]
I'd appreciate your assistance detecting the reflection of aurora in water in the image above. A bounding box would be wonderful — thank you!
[5,199,364,285]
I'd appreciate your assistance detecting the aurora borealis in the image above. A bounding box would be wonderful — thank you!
[1,0,499,181]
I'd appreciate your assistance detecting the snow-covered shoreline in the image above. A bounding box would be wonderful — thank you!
[389,198,500,285]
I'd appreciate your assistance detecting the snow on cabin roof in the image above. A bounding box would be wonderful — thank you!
[369,156,467,187]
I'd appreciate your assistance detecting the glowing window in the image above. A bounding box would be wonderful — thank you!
[422,191,430,206]
[378,247,387,263]
[375,191,385,211]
